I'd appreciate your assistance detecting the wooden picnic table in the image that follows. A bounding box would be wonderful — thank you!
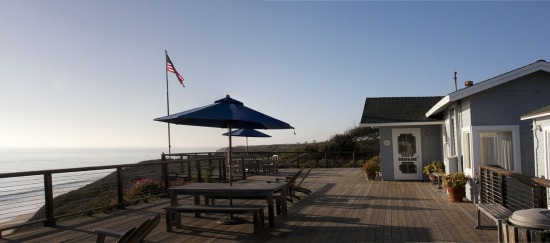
[168,182,287,227]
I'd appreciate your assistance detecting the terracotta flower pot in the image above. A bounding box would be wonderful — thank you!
[428,173,434,182]
[447,186,465,202]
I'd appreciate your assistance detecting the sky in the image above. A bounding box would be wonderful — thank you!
[1,0,550,151]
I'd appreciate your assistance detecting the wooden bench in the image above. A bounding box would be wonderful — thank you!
[475,203,513,242]
[165,205,265,234]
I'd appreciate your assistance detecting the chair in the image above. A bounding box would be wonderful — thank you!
[294,168,312,195]
[269,169,303,215]
[94,214,160,243]
[285,169,303,201]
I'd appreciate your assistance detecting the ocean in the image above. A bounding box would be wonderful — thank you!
[0,147,218,226]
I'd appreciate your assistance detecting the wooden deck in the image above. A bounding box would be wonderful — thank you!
[1,168,497,242]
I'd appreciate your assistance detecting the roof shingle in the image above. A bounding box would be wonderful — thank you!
[360,97,443,125]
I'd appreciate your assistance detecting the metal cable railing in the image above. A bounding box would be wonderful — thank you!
[479,165,548,211]
[0,156,226,235]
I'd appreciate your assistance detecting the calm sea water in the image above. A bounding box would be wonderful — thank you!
[0,147,218,173]
[0,147,218,225]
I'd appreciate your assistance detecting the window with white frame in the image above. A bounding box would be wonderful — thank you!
[472,126,521,172]
[462,131,471,169]
[480,131,514,170]
[449,108,456,156]
[545,129,550,178]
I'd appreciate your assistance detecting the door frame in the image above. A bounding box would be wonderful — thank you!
[392,128,423,180]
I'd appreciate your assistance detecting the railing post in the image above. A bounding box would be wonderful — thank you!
[241,157,246,180]
[540,185,548,208]
[499,174,506,206]
[116,167,125,209]
[196,160,202,183]
[222,158,227,181]
[187,160,192,179]
[314,152,319,168]
[43,172,55,227]
[296,153,299,168]
[218,158,223,181]
[534,185,547,208]
[479,167,485,204]
[163,163,170,191]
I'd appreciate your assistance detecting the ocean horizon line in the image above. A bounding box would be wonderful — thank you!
[0,146,222,151]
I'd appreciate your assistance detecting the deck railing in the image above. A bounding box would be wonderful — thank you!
[478,165,549,211]
[164,151,378,169]
[0,151,377,236]
[0,156,226,236]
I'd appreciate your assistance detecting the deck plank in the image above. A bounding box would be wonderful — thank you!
[1,168,497,242]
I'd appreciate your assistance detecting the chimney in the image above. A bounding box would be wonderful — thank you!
[464,81,473,87]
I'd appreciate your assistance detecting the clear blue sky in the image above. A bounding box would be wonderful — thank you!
[1,0,549,151]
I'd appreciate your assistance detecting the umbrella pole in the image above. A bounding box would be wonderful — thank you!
[228,124,235,221]
[228,123,232,186]
[246,137,249,156]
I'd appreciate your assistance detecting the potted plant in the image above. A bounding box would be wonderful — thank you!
[422,160,444,182]
[362,156,381,180]
[443,172,470,202]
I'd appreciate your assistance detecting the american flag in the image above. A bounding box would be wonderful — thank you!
[166,53,184,86]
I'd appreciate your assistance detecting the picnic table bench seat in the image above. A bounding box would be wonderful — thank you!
[205,194,288,217]
[165,204,265,234]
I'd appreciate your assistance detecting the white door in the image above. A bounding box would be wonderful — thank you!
[392,128,423,180]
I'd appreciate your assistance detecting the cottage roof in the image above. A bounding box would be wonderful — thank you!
[521,105,550,120]
[426,59,550,117]
[360,97,444,127]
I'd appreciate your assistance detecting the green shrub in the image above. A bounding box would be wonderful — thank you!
[423,160,444,175]
[203,166,215,182]
[443,172,470,188]
[362,156,381,174]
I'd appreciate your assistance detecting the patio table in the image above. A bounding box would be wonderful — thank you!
[169,182,287,227]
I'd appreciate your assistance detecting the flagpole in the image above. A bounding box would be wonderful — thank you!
[165,50,172,154]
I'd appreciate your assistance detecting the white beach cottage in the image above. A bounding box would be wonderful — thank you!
[521,105,550,179]
[359,97,444,181]
[361,60,550,201]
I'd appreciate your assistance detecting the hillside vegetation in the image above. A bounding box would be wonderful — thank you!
[226,126,379,155]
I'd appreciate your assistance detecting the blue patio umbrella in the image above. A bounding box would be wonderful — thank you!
[222,129,271,155]
[154,95,293,186]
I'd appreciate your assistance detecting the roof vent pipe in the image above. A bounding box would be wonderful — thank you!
[465,81,474,87]
[453,71,457,91]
